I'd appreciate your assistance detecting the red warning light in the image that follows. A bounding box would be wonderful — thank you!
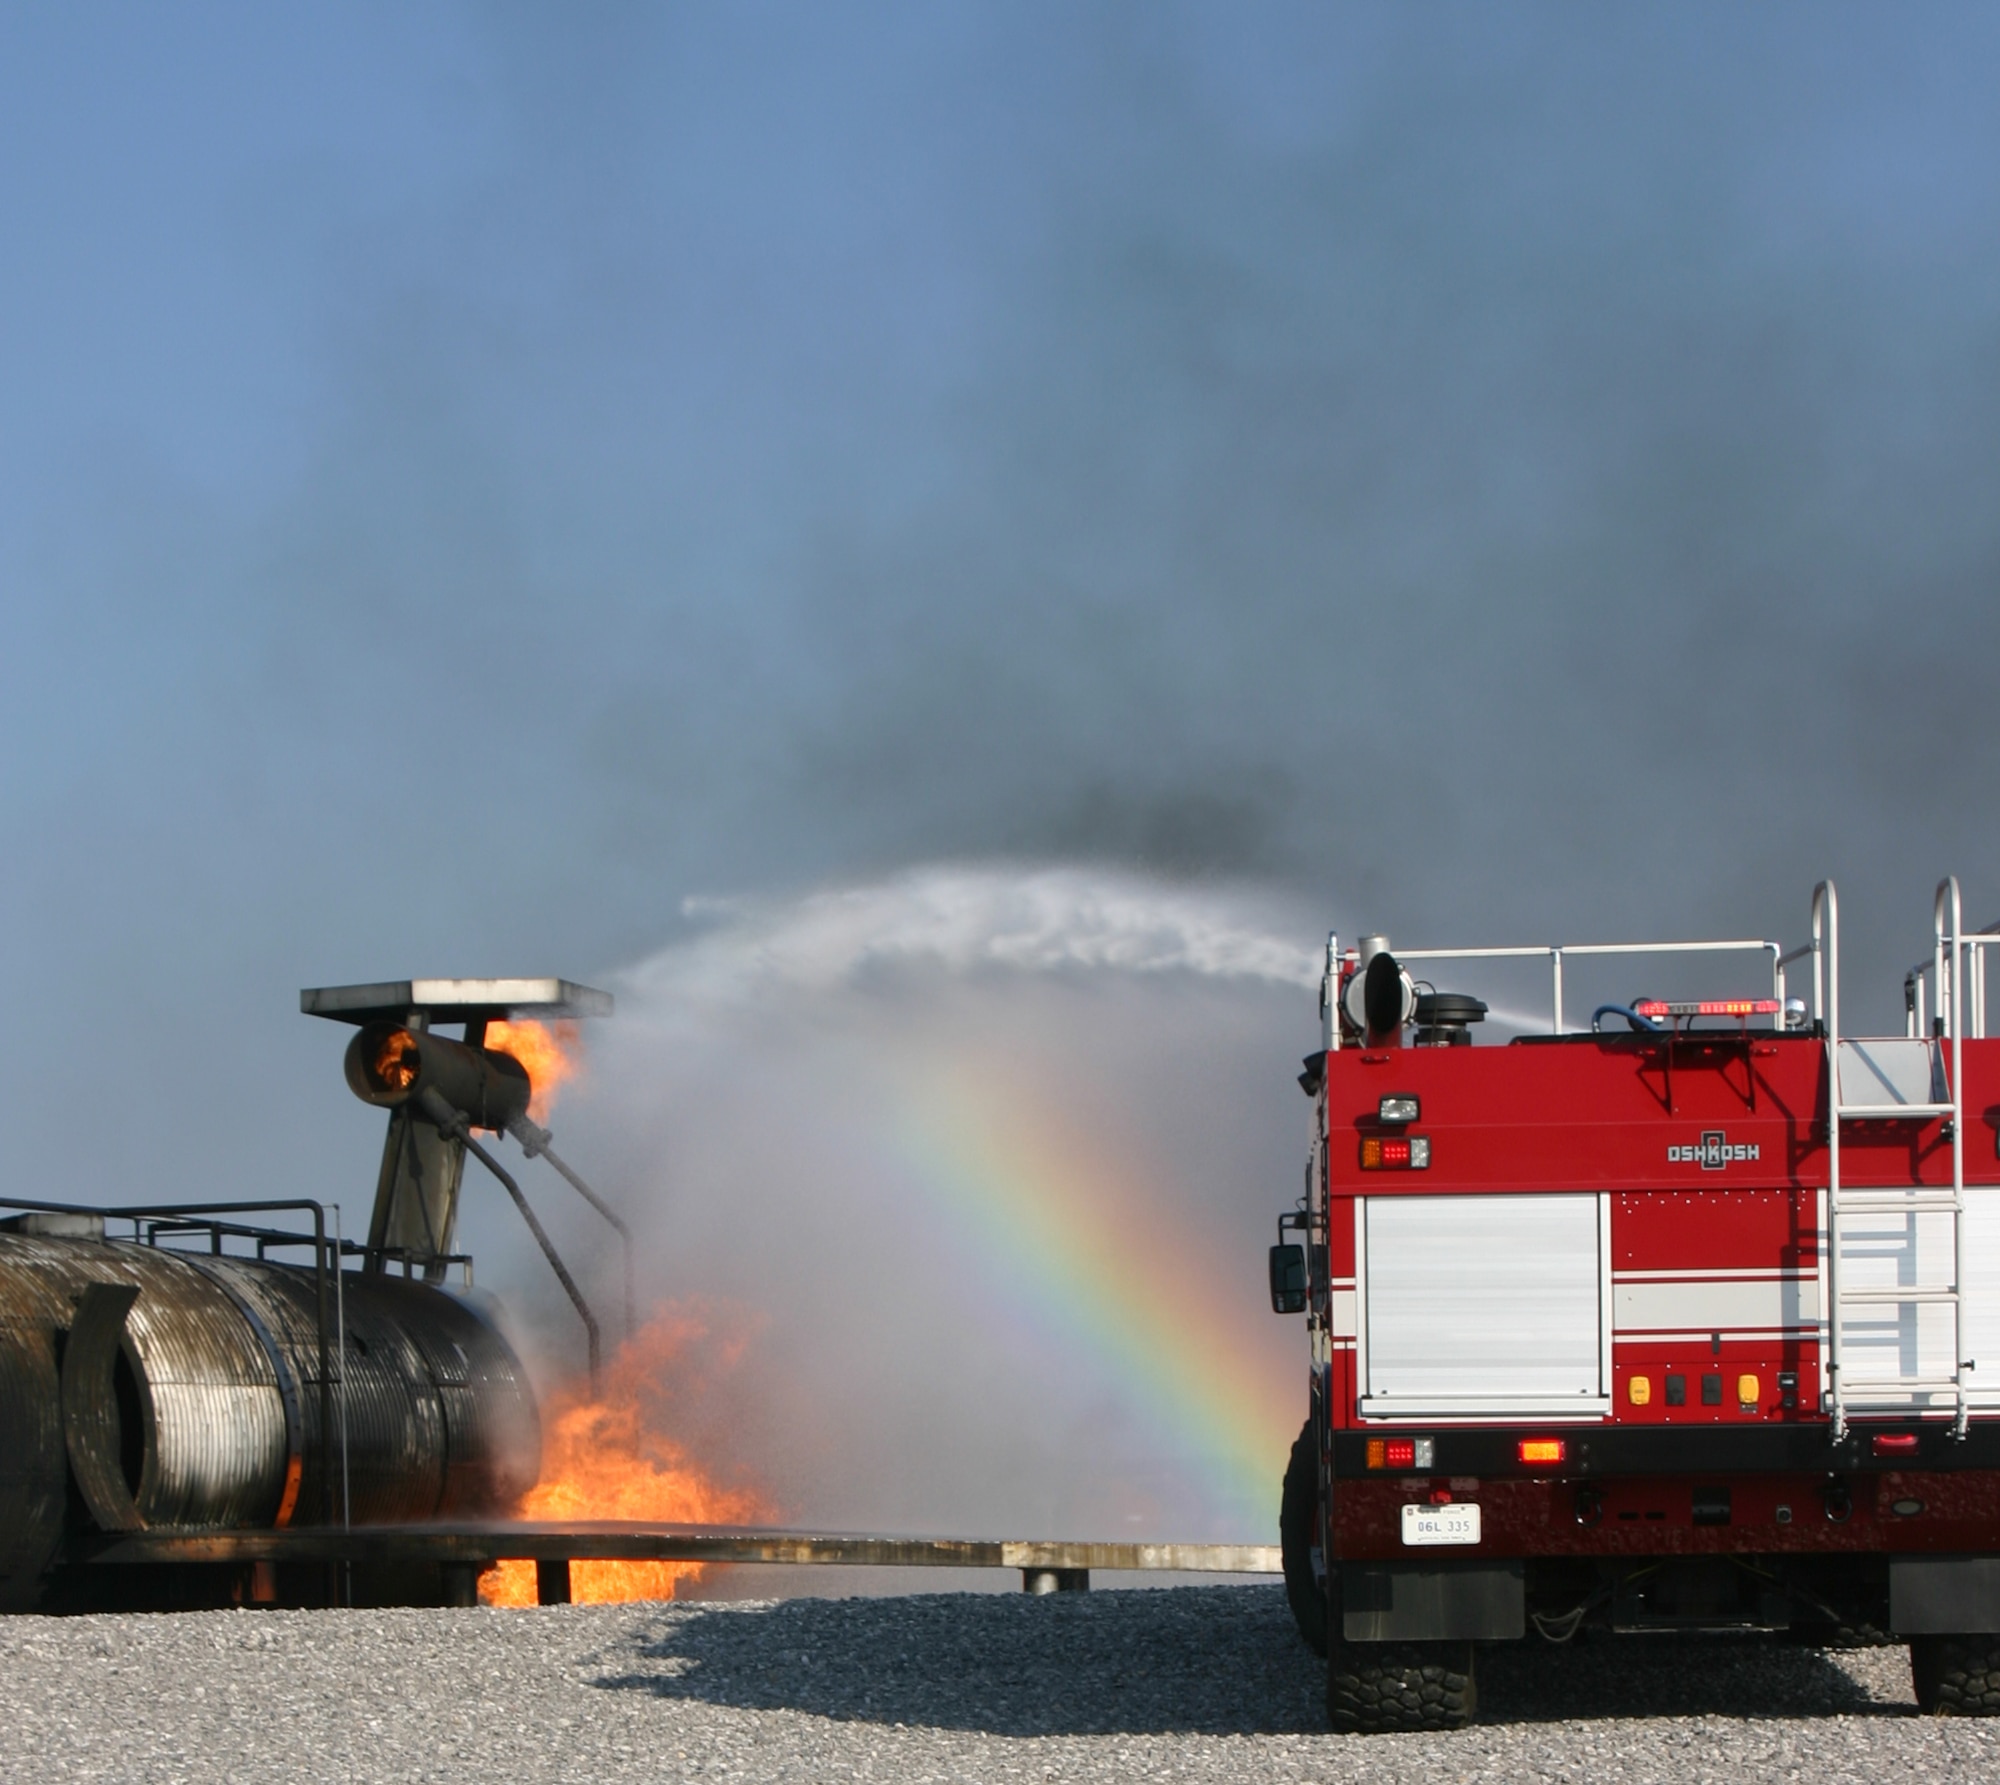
[1632,999,1782,1019]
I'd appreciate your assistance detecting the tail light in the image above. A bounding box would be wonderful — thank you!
[1517,1437,1566,1468]
[1365,1437,1436,1470]
[1360,1135,1431,1170]
[1872,1432,1920,1457]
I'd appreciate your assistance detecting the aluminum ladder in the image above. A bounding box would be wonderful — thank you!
[1814,879,1971,1440]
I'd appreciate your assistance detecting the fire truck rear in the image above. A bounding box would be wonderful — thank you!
[1270,878,2000,1729]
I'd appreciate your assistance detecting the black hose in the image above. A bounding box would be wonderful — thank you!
[419,1089,602,1390]
[509,1115,638,1344]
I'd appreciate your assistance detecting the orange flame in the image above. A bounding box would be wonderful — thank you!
[372,1028,419,1092]
[484,1019,582,1123]
[481,1308,772,1605]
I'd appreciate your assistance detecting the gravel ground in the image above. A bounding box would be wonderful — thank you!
[5,1584,1999,1784]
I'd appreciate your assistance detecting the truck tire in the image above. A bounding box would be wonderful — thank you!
[1911,1636,2000,1715]
[1280,1420,1328,1655]
[1788,1615,1891,1650]
[1327,1640,1477,1733]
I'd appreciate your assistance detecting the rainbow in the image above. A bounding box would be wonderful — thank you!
[886,1051,1298,1533]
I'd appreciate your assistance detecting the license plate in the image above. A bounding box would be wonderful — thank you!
[1400,1502,1481,1547]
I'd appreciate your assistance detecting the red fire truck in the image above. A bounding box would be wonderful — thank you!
[1271,879,2000,1729]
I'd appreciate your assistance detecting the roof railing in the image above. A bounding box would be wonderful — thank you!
[1366,938,1786,1035]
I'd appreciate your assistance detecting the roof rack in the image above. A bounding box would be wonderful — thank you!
[1320,935,1786,1048]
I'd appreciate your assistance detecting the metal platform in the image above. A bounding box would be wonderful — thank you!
[81,1523,1281,1597]
[300,979,613,1024]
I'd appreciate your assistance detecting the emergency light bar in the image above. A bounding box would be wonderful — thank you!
[1632,999,1782,1019]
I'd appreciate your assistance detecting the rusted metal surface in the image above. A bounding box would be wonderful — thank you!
[347,1025,531,1133]
[0,1231,541,1606]
[200,1258,539,1526]
[363,1106,468,1282]
[0,1257,68,1609]
[0,1235,289,1532]
[59,1282,145,1531]
[81,1522,1282,1575]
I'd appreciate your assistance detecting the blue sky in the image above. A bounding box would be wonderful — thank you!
[5,4,2000,1212]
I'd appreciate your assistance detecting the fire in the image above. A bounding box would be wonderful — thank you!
[484,1018,582,1123]
[370,1028,420,1092]
[481,1308,771,1606]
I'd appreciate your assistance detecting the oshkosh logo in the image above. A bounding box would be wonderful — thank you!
[1667,1130,1759,1170]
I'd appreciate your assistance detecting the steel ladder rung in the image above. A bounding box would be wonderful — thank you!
[1815,881,1978,1443]
[1837,1195,1961,1214]
[1838,1384,1966,1398]
[1838,1286,1959,1304]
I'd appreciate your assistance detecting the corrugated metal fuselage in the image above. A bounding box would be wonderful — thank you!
[0,1234,539,1610]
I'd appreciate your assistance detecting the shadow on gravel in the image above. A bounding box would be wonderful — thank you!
[585,1584,1910,1736]
[1477,1632,1910,1725]
[591,1586,1323,1735]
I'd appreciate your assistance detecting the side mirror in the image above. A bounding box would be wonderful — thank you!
[1269,1242,1307,1314]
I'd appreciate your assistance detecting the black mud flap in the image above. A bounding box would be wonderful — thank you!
[1892,1556,2000,1634]
[1340,1560,1524,1642]
[60,1282,147,1532]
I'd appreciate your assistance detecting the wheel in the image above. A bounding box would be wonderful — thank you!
[1911,1635,2000,1715]
[1279,1419,1328,1654]
[1788,1616,1892,1650]
[1327,1639,1477,1733]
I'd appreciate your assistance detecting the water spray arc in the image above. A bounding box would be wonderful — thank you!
[0,871,1320,1613]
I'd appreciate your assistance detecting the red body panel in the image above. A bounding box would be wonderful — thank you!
[1325,1034,1996,1199]
[1312,1028,2000,1565]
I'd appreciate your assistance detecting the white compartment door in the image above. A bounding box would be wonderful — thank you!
[1961,1187,2000,1408]
[1360,1192,1610,1419]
